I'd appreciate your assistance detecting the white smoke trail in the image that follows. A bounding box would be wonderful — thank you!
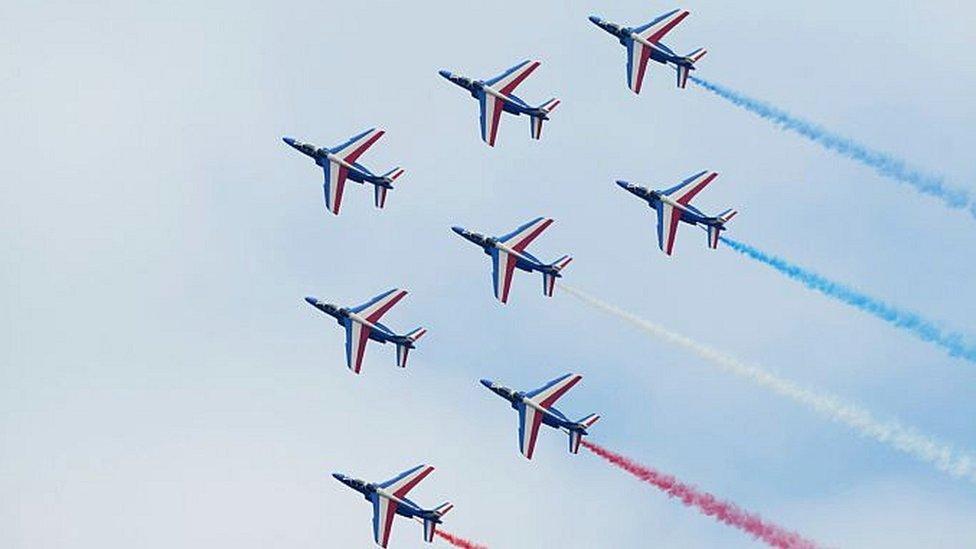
[559,283,976,483]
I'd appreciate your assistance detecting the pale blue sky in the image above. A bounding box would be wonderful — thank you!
[3,1,976,547]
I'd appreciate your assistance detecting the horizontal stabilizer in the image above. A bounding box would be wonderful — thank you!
[530,98,559,140]
[395,327,427,368]
[707,224,721,249]
[578,413,601,429]
[382,167,405,181]
[676,64,690,89]
[542,255,573,297]
[717,208,737,224]
[569,414,600,454]
[374,185,388,209]
[687,47,707,63]
[422,518,437,543]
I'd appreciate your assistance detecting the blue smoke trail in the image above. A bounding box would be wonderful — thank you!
[720,237,976,363]
[689,76,976,220]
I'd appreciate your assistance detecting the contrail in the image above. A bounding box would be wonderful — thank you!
[582,440,818,548]
[689,76,975,220]
[558,283,976,484]
[721,237,976,363]
[433,529,488,549]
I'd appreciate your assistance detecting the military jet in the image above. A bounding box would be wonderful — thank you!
[439,60,559,146]
[617,170,737,256]
[282,129,404,215]
[452,217,572,303]
[481,374,600,459]
[304,289,426,374]
[333,465,452,547]
[589,9,706,92]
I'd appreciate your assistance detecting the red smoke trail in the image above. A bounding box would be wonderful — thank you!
[434,528,488,549]
[581,440,817,549]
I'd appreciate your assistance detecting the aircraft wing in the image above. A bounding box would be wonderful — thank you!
[321,161,348,215]
[624,37,652,94]
[343,289,408,373]
[485,60,541,95]
[516,374,582,459]
[370,464,435,548]
[490,247,518,304]
[350,288,409,324]
[633,9,689,43]
[478,90,505,146]
[497,217,554,253]
[332,128,385,164]
[526,373,583,408]
[370,493,398,548]
[662,170,718,205]
[655,201,682,256]
[343,317,371,374]
[516,402,545,459]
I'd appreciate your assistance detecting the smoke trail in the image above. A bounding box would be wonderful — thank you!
[721,236,976,363]
[689,76,975,219]
[581,440,817,548]
[558,283,976,484]
[434,529,488,549]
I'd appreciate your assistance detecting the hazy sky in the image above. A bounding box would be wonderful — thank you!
[3,1,976,547]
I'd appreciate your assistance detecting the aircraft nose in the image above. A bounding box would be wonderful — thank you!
[438,69,453,79]
[304,296,318,306]
[283,136,297,146]
[332,473,345,482]
[588,15,602,24]
[615,180,631,189]
[451,226,466,236]
[480,379,494,389]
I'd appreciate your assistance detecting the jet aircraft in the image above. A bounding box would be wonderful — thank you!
[304,289,426,374]
[589,9,706,92]
[333,464,452,548]
[438,60,559,146]
[283,129,404,215]
[617,171,737,256]
[481,374,600,460]
[452,217,572,304]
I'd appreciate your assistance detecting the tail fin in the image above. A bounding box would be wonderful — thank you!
[395,327,427,368]
[676,49,706,89]
[530,98,560,140]
[374,168,404,209]
[706,209,736,249]
[542,255,573,297]
[568,414,600,454]
[421,503,453,543]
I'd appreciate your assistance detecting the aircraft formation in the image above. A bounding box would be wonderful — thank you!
[283,8,755,548]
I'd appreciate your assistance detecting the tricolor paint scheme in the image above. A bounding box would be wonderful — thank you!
[333,465,452,548]
[481,374,600,460]
[304,289,426,374]
[589,9,706,92]
[438,60,559,146]
[452,217,572,304]
[282,130,405,215]
[617,171,737,256]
